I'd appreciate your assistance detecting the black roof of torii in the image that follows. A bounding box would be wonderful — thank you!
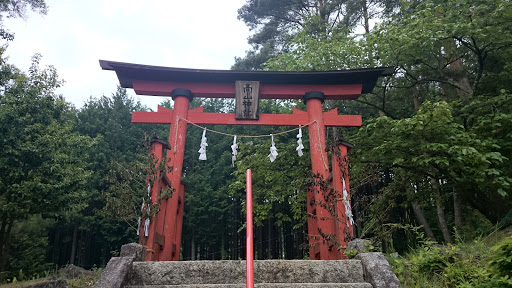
[99,60,394,94]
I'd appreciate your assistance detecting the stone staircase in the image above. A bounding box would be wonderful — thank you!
[95,243,401,288]
[125,260,372,288]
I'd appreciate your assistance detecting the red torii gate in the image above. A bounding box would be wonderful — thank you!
[100,60,392,261]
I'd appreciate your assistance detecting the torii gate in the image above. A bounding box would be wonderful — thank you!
[100,60,392,261]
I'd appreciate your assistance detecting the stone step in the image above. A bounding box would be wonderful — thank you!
[126,283,373,288]
[127,260,366,286]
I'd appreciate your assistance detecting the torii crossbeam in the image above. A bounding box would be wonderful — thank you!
[100,60,393,261]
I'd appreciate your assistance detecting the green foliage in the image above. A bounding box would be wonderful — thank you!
[391,230,512,287]
[345,240,375,259]
[0,0,47,42]
[71,87,165,263]
[7,215,54,281]
[490,236,512,278]
[266,21,369,71]
[103,140,173,231]
[235,0,397,70]
[0,54,95,275]
[353,101,510,187]
[230,132,310,227]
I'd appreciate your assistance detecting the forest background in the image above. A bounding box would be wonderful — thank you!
[1,0,512,286]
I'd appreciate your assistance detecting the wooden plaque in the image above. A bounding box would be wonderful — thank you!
[235,81,259,120]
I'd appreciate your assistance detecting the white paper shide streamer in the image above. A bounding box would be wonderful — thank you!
[268,134,278,162]
[137,198,145,236]
[342,179,354,226]
[137,196,152,237]
[198,129,208,160]
[144,213,150,237]
[296,126,304,157]
[231,136,238,166]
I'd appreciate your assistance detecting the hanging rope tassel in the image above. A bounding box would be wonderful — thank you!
[268,134,278,162]
[296,126,304,157]
[198,129,208,160]
[231,136,238,167]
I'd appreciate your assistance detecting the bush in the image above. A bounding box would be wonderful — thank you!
[390,229,512,287]
[6,215,54,282]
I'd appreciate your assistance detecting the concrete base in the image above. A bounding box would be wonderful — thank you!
[127,260,365,286]
[95,243,401,288]
[127,284,373,288]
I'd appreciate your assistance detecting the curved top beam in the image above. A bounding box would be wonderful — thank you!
[100,60,394,99]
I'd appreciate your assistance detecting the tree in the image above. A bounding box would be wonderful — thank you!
[351,101,511,243]
[0,0,47,41]
[0,54,93,277]
[234,0,398,70]
[0,0,47,18]
[67,87,163,267]
[260,0,512,247]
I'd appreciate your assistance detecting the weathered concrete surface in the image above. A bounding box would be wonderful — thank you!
[357,253,401,288]
[95,257,134,288]
[128,260,365,286]
[347,239,372,255]
[120,243,146,262]
[126,284,373,288]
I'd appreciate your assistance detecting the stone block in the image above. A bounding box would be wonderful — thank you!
[120,243,146,262]
[94,257,134,288]
[347,239,373,255]
[357,252,401,288]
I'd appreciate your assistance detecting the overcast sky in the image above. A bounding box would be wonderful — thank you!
[3,0,251,109]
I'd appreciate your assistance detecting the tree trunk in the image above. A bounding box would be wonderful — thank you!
[231,197,239,260]
[267,218,272,259]
[280,225,285,259]
[413,89,420,110]
[0,219,7,271]
[453,188,462,237]
[446,39,473,97]
[0,219,13,275]
[191,237,195,260]
[362,0,370,34]
[257,225,263,260]
[411,202,436,241]
[221,235,225,260]
[52,228,60,264]
[70,225,78,265]
[77,229,85,267]
[431,179,452,243]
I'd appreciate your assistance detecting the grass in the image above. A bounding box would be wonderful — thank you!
[389,227,512,288]
[0,267,102,288]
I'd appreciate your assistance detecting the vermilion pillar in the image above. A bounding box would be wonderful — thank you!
[332,142,354,258]
[304,91,337,260]
[160,88,192,261]
[141,137,170,261]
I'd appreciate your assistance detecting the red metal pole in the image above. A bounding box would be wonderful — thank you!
[246,169,254,288]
